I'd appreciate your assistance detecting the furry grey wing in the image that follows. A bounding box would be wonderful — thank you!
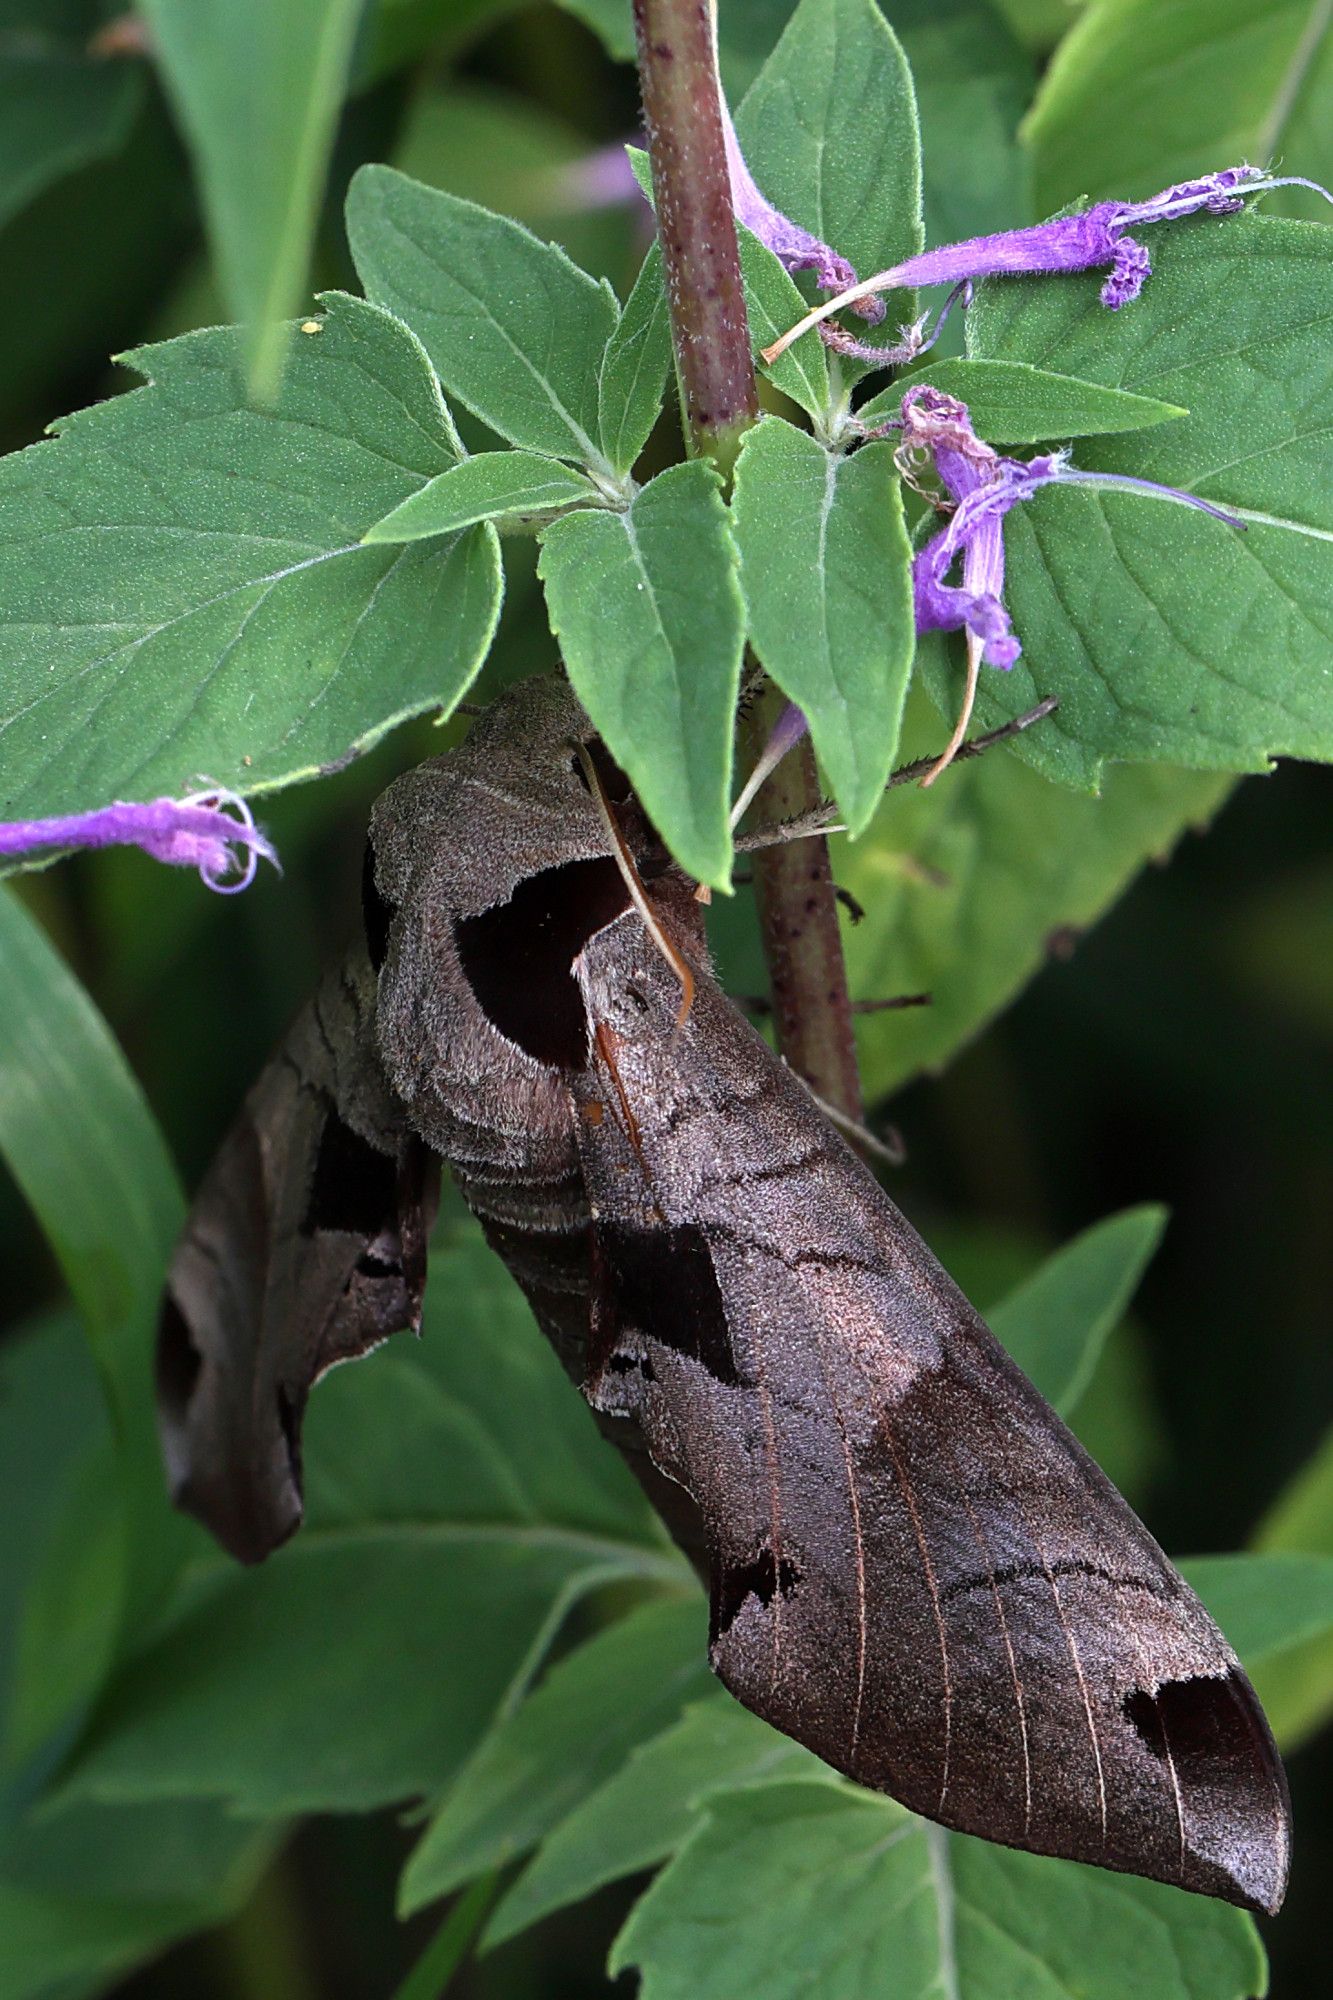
[158,950,438,1564]
[571,918,1289,1914]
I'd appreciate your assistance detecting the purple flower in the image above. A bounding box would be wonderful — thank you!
[764,166,1333,363]
[0,786,279,892]
[718,94,885,324]
[893,386,1244,780]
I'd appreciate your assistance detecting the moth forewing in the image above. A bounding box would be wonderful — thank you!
[571,913,1290,1916]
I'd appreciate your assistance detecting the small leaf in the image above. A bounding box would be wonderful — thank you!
[1250,1426,1333,1746]
[0,292,502,822]
[365,453,604,543]
[989,1205,1168,1414]
[539,460,745,889]
[141,0,363,399]
[401,1594,711,1914]
[731,420,915,832]
[840,690,1232,1102]
[1184,1549,1333,1750]
[599,243,672,475]
[612,1779,1266,2000]
[868,358,1188,444]
[487,1695,815,1948]
[347,163,618,467]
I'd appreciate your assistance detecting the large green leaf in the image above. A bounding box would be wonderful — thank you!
[0,891,191,1631]
[932,219,1333,788]
[485,1695,814,1948]
[731,420,915,831]
[735,0,922,292]
[894,0,1036,259]
[611,1778,1265,2000]
[539,459,745,889]
[0,291,501,824]
[1025,0,1333,223]
[346,163,619,469]
[141,0,363,398]
[838,690,1231,1102]
[989,1205,1167,1413]
[54,1231,681,1817]
[400,1594,710,1914]
[0,2,143,233]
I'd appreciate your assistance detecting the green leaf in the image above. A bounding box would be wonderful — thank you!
[598,243,672,475]
[894,0,1035,263]
[0,291,501,824]
[1025,0,1333,224]
[870,358,1187,444]
[735,0,923,291]
[487,1695,816,1948]
[0,4,143,233]
[55,1230,682,1817]
[937,219,1333,788]
[401,1594,711,1915]
[539,459,744,889]
[346,163,619,468]
[0,891,190,1629]
[0,1799,275,2000]
[989,1205,1168,1413]
[141,0,363,399]
[611,1779,1265,2000]
[840,689,1232,1101]
[1184,1551,1333,1674]
[731,420,915,831]
[365,452,603,543]
[555,0,635,64]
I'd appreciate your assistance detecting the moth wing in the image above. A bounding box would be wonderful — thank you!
[158,951,438,1563]
[572,926,1288,1914]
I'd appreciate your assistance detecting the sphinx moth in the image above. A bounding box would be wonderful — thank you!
[158,675,1289,1914]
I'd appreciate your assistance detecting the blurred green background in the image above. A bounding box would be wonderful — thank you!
[0,3,1329,1996]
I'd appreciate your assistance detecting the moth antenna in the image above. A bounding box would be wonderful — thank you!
[574,740,696,1029]
[785,1061,907,1166]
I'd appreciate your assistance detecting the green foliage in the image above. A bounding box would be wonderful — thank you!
[871,357,1187,443]
[366,451,605,541]
[0,2,143,234]
[141,0,364,398]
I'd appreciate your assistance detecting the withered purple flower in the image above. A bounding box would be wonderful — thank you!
[895,386,1243,780]
[764,166,1333,364]
[0,786,279,892]
[717,94,885,324]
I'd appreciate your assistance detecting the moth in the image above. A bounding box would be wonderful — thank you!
[159,674,1290,1915]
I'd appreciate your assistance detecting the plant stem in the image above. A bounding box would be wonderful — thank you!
[741,687,865,1123]
[632,0,862,1123]
[632,0,757,480]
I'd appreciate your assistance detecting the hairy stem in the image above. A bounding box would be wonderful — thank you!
[632,0,758,477]
[633,1,862,1122]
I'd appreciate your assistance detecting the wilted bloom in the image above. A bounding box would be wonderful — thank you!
[717,94,885,323]
[0,786,278,892]
[764,166,1333,364]
[894,386,1244,780]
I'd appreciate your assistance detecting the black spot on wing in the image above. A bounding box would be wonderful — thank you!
[600,1222,739,1386]
[156,1291,202,1421]
[712,1547,801,1645]
[454,855,630,1069]
[302,1116,397,1238]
